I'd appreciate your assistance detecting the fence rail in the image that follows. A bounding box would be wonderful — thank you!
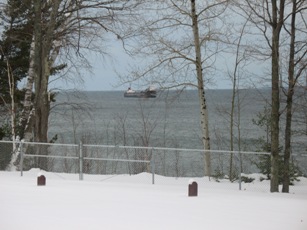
[1,140,306,192]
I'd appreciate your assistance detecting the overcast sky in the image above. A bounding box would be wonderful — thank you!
[1,0,269,92]
[85,42,131,91]
[73,42,243,92]
[79,48,264,92]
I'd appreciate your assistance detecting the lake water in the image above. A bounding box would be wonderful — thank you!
[49,88,306,152]
[44,88,307,177]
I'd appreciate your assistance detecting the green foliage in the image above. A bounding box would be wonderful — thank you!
[0,129,5,140]
[212,167,231,182]
[241,175,255,183]
[253,106,302,185]
[0,142,13,170]
[252,105,271,145]
[0,120,13,169]
[0,0,33,114]
[50,64,68,76]
[253,152,301,185]
[21,145,37,171]
[212,172,224,182]
[0,122,19,170]
[252,107,271,130]
[0,123,11,140]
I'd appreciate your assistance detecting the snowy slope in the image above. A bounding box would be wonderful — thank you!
[1,169,307,230]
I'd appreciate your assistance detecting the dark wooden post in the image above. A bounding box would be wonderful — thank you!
[188,181,198,197]
[37,175,46,186]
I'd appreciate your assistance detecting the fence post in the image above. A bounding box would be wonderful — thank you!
[151,148,155,185]
[20,140,24,177]
[79,141,83,181]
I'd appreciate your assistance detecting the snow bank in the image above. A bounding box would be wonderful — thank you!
[1,170,306,230]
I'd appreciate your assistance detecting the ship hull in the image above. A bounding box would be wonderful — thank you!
[124,91,156,98]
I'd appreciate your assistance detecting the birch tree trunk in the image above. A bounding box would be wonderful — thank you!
[6,55,18,170]
[190,0,211,177]
[19,37,36,142]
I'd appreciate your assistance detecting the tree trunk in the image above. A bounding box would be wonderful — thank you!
[33,0,60,142]
[31,0,61,170]
[229,18,246,181]
[191,0,211,177]
[270,0,285,193]
[19,37,35,142]
[270,28,280,192]
[34,58,50,170]
[6,55,18,170]
[229,66,236,181]
[282,0,297,193]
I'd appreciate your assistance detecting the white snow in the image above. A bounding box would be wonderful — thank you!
[1,169,307,230]
[189,178,197,184]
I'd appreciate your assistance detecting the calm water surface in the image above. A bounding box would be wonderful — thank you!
[47,89,307,176]
[49,89,273,149]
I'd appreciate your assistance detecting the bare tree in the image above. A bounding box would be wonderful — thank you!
[226,17,250,181]
[1,0,141,169]
[233,0,307,192]
[281,0,307,193]
[17,0,141,143]
[132,100,158,173]
[233,0,286,192]
[123,0,229,177]
[0,46,18,170]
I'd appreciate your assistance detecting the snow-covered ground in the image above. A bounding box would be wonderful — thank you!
[1,169,307,230]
